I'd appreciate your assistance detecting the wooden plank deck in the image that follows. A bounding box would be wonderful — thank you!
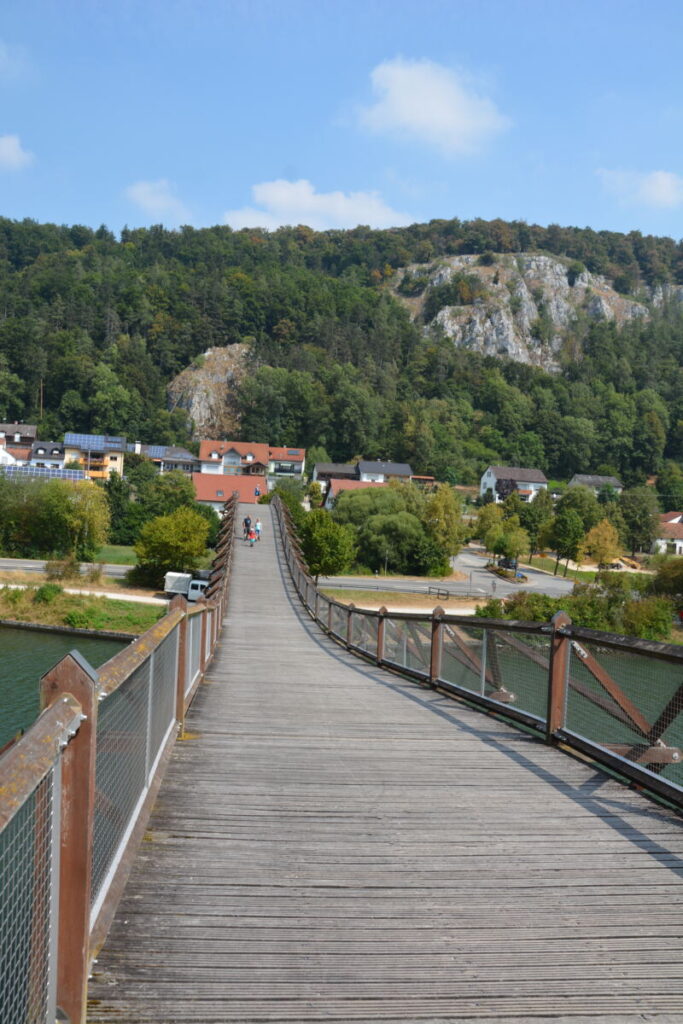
[87,505,683,1023]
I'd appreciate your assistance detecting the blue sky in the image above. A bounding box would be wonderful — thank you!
[3,0,683,238]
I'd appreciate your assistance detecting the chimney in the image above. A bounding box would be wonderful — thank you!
[134,441,141,454]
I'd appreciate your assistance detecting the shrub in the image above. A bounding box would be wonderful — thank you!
[46,556,81,580]
[33,583,63,604]
[64,609,90,629]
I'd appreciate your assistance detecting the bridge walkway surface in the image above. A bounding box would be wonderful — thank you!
[87,505,683,1023]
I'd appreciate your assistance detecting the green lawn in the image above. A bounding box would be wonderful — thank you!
[526,555,596,582]
[95,545,137,565]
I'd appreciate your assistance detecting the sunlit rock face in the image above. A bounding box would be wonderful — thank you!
[393,252,649,370]
[167,344,252,438]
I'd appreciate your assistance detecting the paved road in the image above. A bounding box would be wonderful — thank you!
[322,547,575,600]
[0,557,129,579]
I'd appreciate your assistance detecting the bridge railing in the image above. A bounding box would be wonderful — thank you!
[0,495,237,1024]
[274,497,683,811]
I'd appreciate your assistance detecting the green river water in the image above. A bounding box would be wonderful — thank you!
[0,625,129,748]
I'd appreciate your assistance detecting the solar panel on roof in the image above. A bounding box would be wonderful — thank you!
[2,465,86,481]
[146,445,167,459]
[64,432,125,451]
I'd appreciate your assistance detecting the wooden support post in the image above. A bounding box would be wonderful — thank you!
[546,611,572,742]
[171,595,188,730]
[327,599,333,633]
[430,606,445,686]
[346,604,355,648]
[40,651,99,1024]
[377,606,387,665]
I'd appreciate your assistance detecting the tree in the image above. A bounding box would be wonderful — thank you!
[307,481,323,508]
[556,486,601,532]
[619,486,659,555]
[134,506,209,586]
[546,509,585,576]
[519,488,553,562]
[582,518,620,566]
[497,524,530,562]
[423,485,464,556]
[656,461,683,512]
[475,502,504,549]
[300,509,356,582]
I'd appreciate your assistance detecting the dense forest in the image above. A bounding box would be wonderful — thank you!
[3,214,683,492]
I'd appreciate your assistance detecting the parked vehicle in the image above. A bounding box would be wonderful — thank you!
[498,557,518,571]
[163,570,211,601]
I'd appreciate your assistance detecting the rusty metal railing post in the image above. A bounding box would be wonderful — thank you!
[327,599,333,633]
[377,606,387,665]
[40,651,99,1024]
[171,595,189,730]
[546,611,572,743]
[430,606,445,686]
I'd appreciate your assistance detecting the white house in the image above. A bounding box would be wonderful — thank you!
[29,442,66,470]
[653,512,683,555]
[356,460,413,483]
[480,466,548,503]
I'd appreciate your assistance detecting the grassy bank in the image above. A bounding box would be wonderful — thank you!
[0,584,164,634]
[321,588,482,612]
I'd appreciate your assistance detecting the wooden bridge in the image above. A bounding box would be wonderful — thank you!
[85,506,683,1023]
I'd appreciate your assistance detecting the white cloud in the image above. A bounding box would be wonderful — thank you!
[124,179,191,224]
[224,178,412,231]
[359,57,510,157]
[0,134,33,170]
[598,168,683,208]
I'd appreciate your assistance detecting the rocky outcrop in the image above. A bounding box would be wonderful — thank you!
[392,253,649,370]
[167,345,251,439]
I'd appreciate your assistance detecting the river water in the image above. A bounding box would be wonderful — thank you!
[0,625,129,748]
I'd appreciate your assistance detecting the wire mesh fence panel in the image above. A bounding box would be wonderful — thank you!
[317,593,331,629]
[383,616,408,668]
[0,772,56,1024]
[440,623,486,695]
[184,616,194,697]
[566,640,683,789]
[483,629,551,721]
[352,613,379,657]
[188,614,201,690]
[92,660,151,905]
[329,604,347,641]
[403,619,432,675]
[204,610,212,661]
[148,627,179,779]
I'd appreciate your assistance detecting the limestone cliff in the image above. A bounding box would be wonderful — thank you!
[392,253,649,370]
[167,345,251,439]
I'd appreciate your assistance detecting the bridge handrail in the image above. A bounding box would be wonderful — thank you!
[273,496,683,813]
[0,494,237,1024]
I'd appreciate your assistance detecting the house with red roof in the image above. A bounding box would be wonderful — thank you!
[198,440,305,487]
[192,473,267,513]
[653,512,683,555]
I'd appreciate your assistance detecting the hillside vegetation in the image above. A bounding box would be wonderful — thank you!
[3,216,683,486]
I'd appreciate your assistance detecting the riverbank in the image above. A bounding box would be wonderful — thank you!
[0,584,164,634]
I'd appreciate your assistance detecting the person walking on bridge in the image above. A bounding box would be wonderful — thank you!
[242,514,251,541]
[255,517,262,542]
